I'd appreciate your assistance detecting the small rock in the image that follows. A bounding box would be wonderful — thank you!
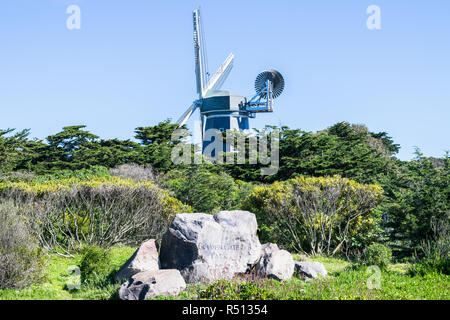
[118,269,186,300]
[260,243,279,256]
[115,239,160,282]
[294,261,327,279]
[258,249,294,281]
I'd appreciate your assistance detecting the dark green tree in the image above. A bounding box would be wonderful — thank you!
[0,128,35,173]
[276,122,395,184]
[221,122,397,184]
[38,125,99,171]
[135,120,189,172]
[380,150,450,257]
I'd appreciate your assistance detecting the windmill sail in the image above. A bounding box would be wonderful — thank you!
[204,53,234,95]
[177,101,198,126]
[193,9,207,99]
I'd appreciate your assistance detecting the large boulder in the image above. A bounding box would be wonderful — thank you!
[159,211,261,283]
[257,247,294,281]
[118,269,186,300]
[294,261,327,279]
[115,239,159,282]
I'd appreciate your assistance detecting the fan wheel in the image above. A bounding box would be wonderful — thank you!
[255,69,285,99]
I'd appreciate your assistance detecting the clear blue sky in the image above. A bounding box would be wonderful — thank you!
[0,0,448,160]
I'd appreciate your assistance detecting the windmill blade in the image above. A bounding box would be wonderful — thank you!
[177,101,198,127]
[203,53,234,95]
[193,9,206,98]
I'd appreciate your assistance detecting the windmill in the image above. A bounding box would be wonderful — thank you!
[176,8,285,153]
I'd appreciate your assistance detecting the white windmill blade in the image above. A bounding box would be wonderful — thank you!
[177,101,198,127]
[193,9,206,98]
[203,53,234,95]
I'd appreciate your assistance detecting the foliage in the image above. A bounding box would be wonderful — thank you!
[32,166,110,183]
[0,121,448,261]
[0,121,398,183]
[221,123,398,184]
[79,246,113,286]
[0,171,36,183]
[294,266,449,300]
[275,123,398,184]
[242,175,383,255]
[0,177,190,254]
[219,127,280,181]
[365,243,392,269]
[109,163,156,182]
[380,151,450,257]
[134,120,189,173]
[0,201,44,289]
[160,263,450,300]
[0,121,188,174]
[1,247,449,300]
[408,257,449,276]
[408,211,449,276]
[161,165,256,213]
[0,246,135,300]
[291,254,352,275]
[199,279,276,300]
[0,129,42,174]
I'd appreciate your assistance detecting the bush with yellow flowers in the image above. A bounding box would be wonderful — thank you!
[242,175,383,256]
[0,176,191,255]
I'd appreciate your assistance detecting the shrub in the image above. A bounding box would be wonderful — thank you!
[0,177,191,254]
[408,257,450,276]
[109,163,156,182]
[161,166,254,213]
[0,201,44,289]
[408,212,450,276]
[381,153,449,258]
[242,175,383,255]
[241,180,290,245]
[0,171,36,183]
[79,245,113,286]
[33,166,110,183]
[365,243,392,268]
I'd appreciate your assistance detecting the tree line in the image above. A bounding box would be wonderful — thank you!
[1,120,448,258]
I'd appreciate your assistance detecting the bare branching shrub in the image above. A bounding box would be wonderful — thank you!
[243,176,383,256]
[9,184,173,255]
[288,177,382,255]
[109,164,156,182]
[0,201,43,289]
[419,212,450,261]
[0,171,36,182]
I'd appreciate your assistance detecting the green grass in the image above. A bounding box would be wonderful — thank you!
[158,267,449,300]
[0,246,135,300]
[1,247,449,300]
[153,256,450,300]
[299,265,449,300]
[292,254,351,275]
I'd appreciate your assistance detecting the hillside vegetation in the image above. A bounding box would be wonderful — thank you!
[0,121,448,299]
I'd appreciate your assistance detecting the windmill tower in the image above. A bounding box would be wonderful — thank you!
[177,8,285,153]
